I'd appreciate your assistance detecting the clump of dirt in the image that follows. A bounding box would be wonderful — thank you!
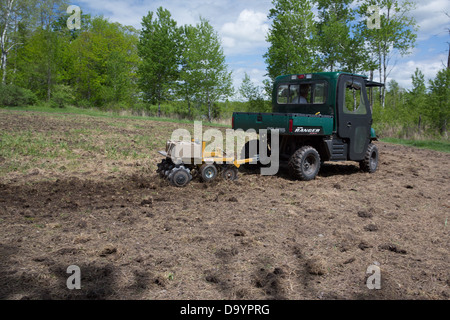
[379,244,407,255]
[364,224,379,232]
[253,267,287,299]
[358,210,374,218]
[306,257,328,276]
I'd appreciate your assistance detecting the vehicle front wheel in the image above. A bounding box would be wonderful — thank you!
[288,146,321,181]
[360,143,379,173]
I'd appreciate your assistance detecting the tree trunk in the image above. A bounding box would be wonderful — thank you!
[47,67,52,101]
[378,46,383,106]
[447,43,450,69]
[369,70,374,111]
[382,51,387,108]
[1,0,15,85]
[1,51,7,84]
[185,86,191,118]
[187,98,191,118]
[207,101,211,123]
[1,27,9,85]
[380,6,392,109]
[207,89,211,122]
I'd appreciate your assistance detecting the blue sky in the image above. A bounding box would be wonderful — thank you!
[73,0,449,96]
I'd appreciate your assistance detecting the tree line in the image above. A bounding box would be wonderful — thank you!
[0,0,448,137]
[0,1,234,121]
[378,68,449,137]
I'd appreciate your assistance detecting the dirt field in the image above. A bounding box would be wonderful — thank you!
[0,109,449,300]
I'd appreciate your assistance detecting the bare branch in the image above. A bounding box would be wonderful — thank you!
[6,42,22,53]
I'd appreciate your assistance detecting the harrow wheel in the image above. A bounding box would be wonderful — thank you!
[168,166,192,187]
[222,165,238,181]
[200,163,218,182]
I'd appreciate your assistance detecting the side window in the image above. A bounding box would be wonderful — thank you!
[344,81,367,115]
[277,85,288,104]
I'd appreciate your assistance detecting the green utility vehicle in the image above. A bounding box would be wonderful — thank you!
[232,72,383,181]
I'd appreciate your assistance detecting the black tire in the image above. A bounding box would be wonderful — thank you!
[360,143,379,173]
[288,146,321,181]
[222,166,238,181]
[200,163,218,182]
[170,169,191,187]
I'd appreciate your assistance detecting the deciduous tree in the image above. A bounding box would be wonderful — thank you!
[358,0,417,107]
[182,18,233,121]
[138,7,181,117]
[264,0,318,83]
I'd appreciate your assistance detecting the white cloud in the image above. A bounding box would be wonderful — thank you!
[386,54,447,90]
[75,0,208,29]
[411,0,450,41]
[220,9,269,56]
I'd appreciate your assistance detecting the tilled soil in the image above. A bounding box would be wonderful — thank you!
[0,110,449,300]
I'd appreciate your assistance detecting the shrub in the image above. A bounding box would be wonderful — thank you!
[76,99,94,109]
[50,85,75,108]
[0,84,38,107]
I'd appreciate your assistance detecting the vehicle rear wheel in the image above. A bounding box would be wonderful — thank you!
[360,143,379,173]
[288,146,321,181]
[200,163,218,182]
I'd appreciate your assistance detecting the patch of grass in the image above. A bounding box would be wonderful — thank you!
[0,131,58,158]
[381,138,450,153]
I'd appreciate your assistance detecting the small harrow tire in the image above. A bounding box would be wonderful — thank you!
[360,143,379,173]
[168,166,192,187]
[288,146,321,181]
[170,169,190,187]
[222,165,238,181]
[200,163,218,182]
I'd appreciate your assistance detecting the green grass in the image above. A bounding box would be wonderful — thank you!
[0,130,64,158]
[1,105,231,128]
[381,137,450,153]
